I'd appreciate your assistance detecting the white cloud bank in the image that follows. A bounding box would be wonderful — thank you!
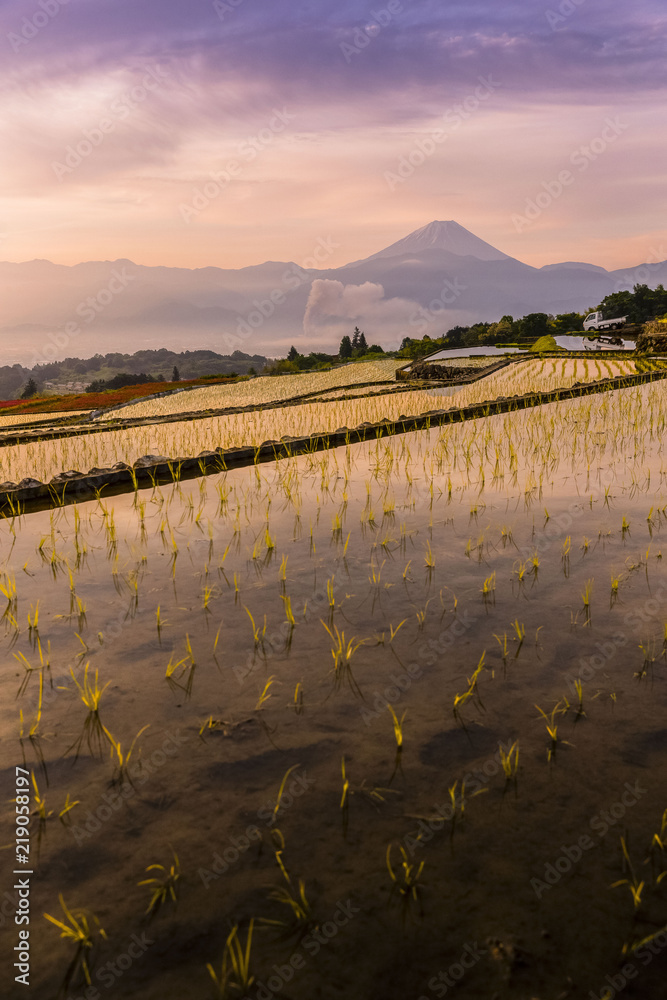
[303,279,421,349]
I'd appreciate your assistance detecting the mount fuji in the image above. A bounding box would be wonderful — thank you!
[1,222,666,364]
[349,220,512,264]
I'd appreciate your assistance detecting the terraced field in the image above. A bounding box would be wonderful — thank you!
[0,410,90,427]
[97,359,404,420]
[0,357,658,487]
[434,356,641,409]
[2,380,667,1000]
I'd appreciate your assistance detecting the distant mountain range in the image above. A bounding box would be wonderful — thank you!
[1,221,666,364]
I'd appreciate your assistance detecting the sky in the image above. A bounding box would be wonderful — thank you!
[1,0,666,272]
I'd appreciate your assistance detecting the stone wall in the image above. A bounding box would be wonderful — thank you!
[636,321,667,353]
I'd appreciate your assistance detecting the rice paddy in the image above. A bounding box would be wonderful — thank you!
[2,375,667,999]
[429,356,642,410]
[0,358,656,488]
[0,411,90,428]
[99,359,405,420]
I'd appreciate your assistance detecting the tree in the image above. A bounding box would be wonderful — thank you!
[287,346,298,361]
[550,312,584,334]
[339,335,352,359]
[517,313,550,340]
[172,366,180,381]
[487,317,514,343]
[21,378,38,399]
[472,322,492,344]
[593,285,667,325]
[445,326,468,348]
[85,372,155,392]
[357,330,368,353]
[351,327,361,350]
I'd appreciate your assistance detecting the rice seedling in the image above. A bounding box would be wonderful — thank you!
[267,829,313,929]
[386,842,425,922]
[156,604,166,638]
[573,679,586,718]
[14,649,36,699]
[67,663,111,758]
[255,676,276,711]
[0,571,17,618]
[103,724,149,786]
[424,540,435,570]
[167,635,197,695]
[270,767,306,835]
[581,578,594,622]
[621,921,667,958]
[453,651,486,721]
[387,703,406,749]
[561,536,571,575]
[17,667,44,751]
[414,598,432,630]
[636,639,657,680]
[339,755,396,833]
[27,601,40,641]
[611,836,644,910]
[326,575,336,613]
[199,714,225,737]
[281,594,297,628]
[610,573,622,605]
[138,850,181,918]
[75,596,87,630]
[245,607,267,653]
[645,808,667,879]
[320,621,366,693]
[499,742,519,786]
[207,920,255,998]
[500,526,513,547]
[165,651,189,680]
[202,584,215,611]
[58,793,81,826]
[511,619,526,655]
[534,700,569,761]
[389,619,407,643]
[43,894,107,991]
[481,571,496,603]
[340,755,350,812]
[29,772,53,847]
[368,559,385,590]
[125,570,140,617]
[293,680,303,714]
[494,631,509,665]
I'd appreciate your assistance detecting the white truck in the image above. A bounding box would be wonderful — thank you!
[583,310,628,332]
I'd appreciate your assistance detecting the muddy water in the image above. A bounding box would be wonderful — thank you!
[1,386,667,1000]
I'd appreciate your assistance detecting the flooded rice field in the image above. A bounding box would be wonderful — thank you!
[1,382,667,1000]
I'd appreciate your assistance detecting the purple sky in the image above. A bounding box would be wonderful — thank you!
[1,0,665,269]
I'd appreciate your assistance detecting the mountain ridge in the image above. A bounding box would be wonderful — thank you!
[355,220,513,264]
[1,222,665,363]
